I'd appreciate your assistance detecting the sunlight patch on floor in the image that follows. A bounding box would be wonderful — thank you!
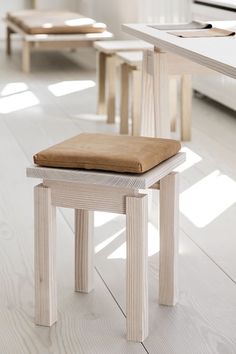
[0,91,39,114]
[48,80,95,97]
[180,170,236,228]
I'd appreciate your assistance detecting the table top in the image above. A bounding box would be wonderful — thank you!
[123,21,236,78]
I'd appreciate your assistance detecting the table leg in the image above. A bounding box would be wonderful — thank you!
[96,51,107,115]
[120,63,130,134]
[106,55,116,124]
[131,67,142,136]
[153,49,170,138]
[181,74,192,141]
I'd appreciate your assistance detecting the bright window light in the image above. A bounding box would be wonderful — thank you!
[107,222,159,259]
[175,147,202,173]
[0,91,39,114]
[1,82,28,96]
[42,23,53,28]
[48,80,96,97]
[180,170,236,228]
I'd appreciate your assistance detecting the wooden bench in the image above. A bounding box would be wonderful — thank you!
[5,10,113,73]
[94,40,152,123]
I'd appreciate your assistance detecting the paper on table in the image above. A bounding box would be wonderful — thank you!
[149,21,212,31]
[168,27,235,38]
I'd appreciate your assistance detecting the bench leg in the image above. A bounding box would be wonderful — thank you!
[159,172,179,306]
[106,55,116,124]
[96,51,107,115]
[131,68,142,136]
[126,194,148,342]
[181,74,192,141]
[75,209,94,293]
[6,27,12,56]
[34,184,57,326]
[120,63,130,134]
[22,40,31,73]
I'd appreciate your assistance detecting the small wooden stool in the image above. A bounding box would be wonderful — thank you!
[27,133,185,342]
[94,40,152,124]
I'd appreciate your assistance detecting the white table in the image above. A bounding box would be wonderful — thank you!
[123,21,236,138]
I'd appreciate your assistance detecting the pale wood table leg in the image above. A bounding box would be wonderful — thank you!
[75,209,94,293]
[140,50,155,137]
[126,194,148,342]
[22,40,31,73]
[131,68,142,136]
[120,63,130,134]
[181,74,192,141]
[34,184,57,326]
[96,51,107,115]
[153,49,170,138]
[6,27,12,55]
[106,55,116,124]
[169,76,178,132]
[159,172,179,306]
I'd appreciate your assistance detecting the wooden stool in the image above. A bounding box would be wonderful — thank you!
[27,133,185,342]
[94,40,152,124]
[117,50,193,140]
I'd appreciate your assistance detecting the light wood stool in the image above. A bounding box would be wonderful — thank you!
[27,147,185,342]
[117,50,193,140]
[94,40,152,124]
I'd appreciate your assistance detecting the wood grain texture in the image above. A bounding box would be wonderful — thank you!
[34,183,57,326]
[131,68,142,136]
[27,152,185,190]
[43,180,137,214]
[96,51,107,115]
[153,49,170,138]
[126,194,148,342]
[75,209,94,293]
[120,62,130,134]
[159,172,179,306]
[106,55,116,124]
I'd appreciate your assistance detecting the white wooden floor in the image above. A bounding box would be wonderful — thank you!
[1,43,236,354]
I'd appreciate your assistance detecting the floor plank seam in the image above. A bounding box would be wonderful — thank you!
[181,227,236,285]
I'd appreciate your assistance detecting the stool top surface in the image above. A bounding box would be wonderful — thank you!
[94,40,153,53]
[117,51,143,66]
[27,152,185,189]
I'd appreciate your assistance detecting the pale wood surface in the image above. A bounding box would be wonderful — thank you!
[1,44,236,353]
[96,51,107,115]
[131,68,142,136]
[117,51,143,67]
[34,184,57,326]
[106,55,116,124]
[159,173,179,305]
[94,40,152,54]
[27,153,185,190]
[75,209,94,293]
[181,74,192,141]
[126,194,148,342]
[123,22,236,78]
[120,62,130,134]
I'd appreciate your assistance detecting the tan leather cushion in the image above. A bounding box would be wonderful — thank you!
[7,10,107,34]
[33,133,181,174]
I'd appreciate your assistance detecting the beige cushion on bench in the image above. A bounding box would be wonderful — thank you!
[7,10,107,34]
[33,133,181,174]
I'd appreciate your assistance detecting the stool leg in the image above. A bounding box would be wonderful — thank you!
[96,51,107,115]
[120,63,130,134]
[131,68,142,136]
[75,209,94,293]
[22,40,31,73]
[159,172,179,306]
[181,74,192,141]
[126,194,148,342]
[34,184,57,326]
[6,27,12,56]
[106,55,116,124]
